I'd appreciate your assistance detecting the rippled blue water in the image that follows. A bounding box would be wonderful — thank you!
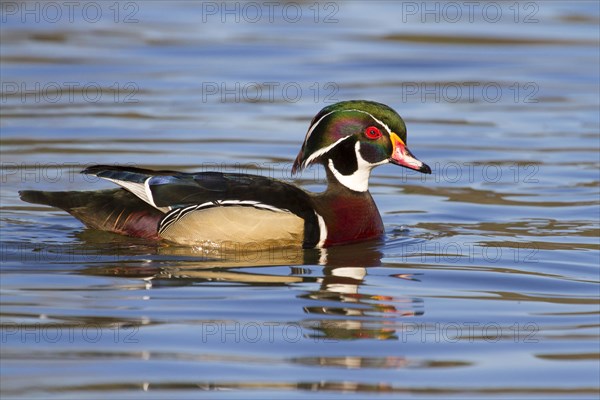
[1,1,599,399]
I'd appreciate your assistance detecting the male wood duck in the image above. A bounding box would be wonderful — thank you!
[20,100,431,248]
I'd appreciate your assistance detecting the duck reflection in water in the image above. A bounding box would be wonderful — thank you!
[80,235,424,341]
[300,241,424,341]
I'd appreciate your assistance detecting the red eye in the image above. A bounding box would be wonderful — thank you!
[365,126,382,139]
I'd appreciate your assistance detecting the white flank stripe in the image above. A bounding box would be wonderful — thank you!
[219,200,289,213]
[158,200,292,235]
[316,212,327,248]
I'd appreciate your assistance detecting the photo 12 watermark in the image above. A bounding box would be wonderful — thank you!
[1,162,138,184]
[1,82,140,104]
[399,1,540,24]
[1,1,140,24]
[396,161,540,184]
[200,81,339,104]
[398,322,540,343]
[394,241,539,264]
[1,322,140,344]
[199,322,329,343]
[198,2,339,23]
[399,82,539,104]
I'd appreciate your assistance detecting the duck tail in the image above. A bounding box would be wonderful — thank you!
[19,189,163,239]
[19,189,97,211]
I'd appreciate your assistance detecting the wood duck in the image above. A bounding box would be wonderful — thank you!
[20,100,431,249]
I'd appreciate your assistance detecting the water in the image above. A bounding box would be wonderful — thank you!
[1,1,599,398]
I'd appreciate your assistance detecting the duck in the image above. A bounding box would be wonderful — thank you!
[19,100,431,249]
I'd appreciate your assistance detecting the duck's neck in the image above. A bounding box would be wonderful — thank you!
[312,168,384,247]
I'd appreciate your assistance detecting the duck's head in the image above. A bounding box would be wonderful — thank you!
[292,100,431,192]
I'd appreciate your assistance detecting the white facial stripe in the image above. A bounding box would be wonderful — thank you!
[304,108,391,143]
[344,109,392,134]
[302,135,351,169]
[304,110,336,142]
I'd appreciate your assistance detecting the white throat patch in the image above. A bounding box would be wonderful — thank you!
[328,141,387,192]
